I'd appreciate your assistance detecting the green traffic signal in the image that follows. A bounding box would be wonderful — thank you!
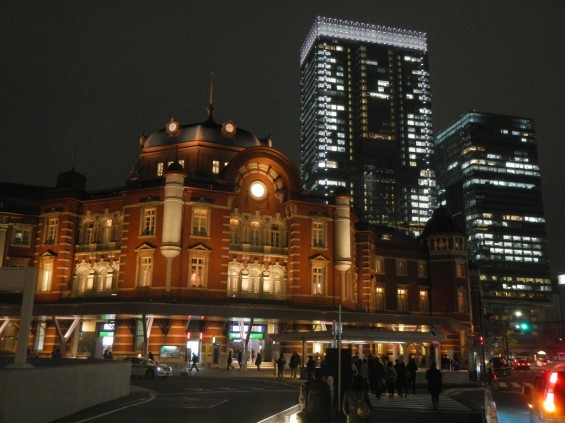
[519,322,530,331]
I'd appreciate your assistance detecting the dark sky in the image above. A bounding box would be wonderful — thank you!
[2,1,565,278]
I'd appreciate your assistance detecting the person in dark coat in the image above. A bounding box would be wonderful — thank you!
[406,357,418,394]
[425,361,443,410]
[371,355,385,398]
[255,351,263,371]
[394,359,408,397]
[385,361,397,398]
[298,368,332,423]
[227,348,234,370]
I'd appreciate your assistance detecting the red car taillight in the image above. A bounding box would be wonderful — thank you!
[544,372,559,412]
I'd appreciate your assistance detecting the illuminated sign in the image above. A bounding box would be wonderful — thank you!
[229,333,264,339]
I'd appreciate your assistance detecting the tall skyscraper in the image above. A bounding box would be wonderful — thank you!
[300,17,435,235]
[434,111,552,324]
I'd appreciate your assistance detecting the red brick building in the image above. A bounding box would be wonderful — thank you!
[0,106,474,369]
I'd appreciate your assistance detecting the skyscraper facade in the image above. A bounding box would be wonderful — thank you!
[434,112,552,322]
[300,17,435,235]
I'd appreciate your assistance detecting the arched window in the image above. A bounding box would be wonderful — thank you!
[229,218,241,244]
[98,267,114,291]
[78,268,95,292]
[249,268,261,294]
[228,267,240,293]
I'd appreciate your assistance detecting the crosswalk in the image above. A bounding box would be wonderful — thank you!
[369,393,472,412]
[495,381,523,390]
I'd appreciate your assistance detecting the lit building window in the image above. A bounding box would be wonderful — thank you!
[418,261,427,278]
[455,261,466,278]
[212,160,220,174]
[311,256,328,295]
[270,224,281,248]
[77,268,95,292]
[12,225,32,246]
[375,256,385,274]
[419,290,429,312]
[141,208,156,236]
[38,256,54,292]
[312,221,326,248]
[101,219,114,244]
[45,217,59,244]
[228,267,240,294]
[375,287,385,310]
[190,257,205,287]
[229,218,241,244]
[136,250,154,287]
[396,259,407,276]
[84,222,98,245]
[192,208,209,237]
[250,221,261,246]
[99,267,114,291]
[397,288,409,311]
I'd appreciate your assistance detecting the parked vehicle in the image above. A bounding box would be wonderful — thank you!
[524,363,565,422]
[125,357,173,378]
[513,358,530,370]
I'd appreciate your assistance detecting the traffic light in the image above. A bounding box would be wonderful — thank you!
[519,322,530,331]
[478,335,484,345]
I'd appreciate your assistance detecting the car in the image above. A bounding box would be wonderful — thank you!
[491,357,511,377]
[125,357,173,378]
[513,358,530,370]
[524,363,565,422]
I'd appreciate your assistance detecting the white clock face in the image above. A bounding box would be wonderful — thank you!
[168,122,178,132]
[225,123,235,133]
[249,181,266,200]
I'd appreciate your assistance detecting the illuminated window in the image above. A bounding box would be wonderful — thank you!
[101,219,114,244]
[229,219,241,244]
[190,257,205,287]
[419,290,429,312]
[141,208,156,236]
[212,160,220,174]
[84,222,98,244]
[12,225,32,246]
[375,256,385,274]
[45,218,59,244]
[396,259,407,276]
[375,287,385,310]
[312,221,326,248]
[418,261,427,278]
[457,287,467,312]
[99,267,114,291]
[157,162,164,176]
[250,221,261,246]
[136,249,154,287]
[38,256,54,292]
[228,266,240,294]
[192,208,209,237]
[270,224,281,248]
[456,262,466,278]
[397,288,408,312]
[311,256,328,295]
[77,268,95,292]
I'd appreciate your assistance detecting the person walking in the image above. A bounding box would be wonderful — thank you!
[148,351,154,361]
[255,351,262,371]
[425,361,443,410]
[298,368,331,423]
[276,352,286,381]
[306,355,316,380]
[290,351,300,378]
[237,349,243,368]
[189,352,199,373]
[394,358,408,398]
[406,357,418,394]
[370,355,385,399]
[342,374,373,422]
[385,360,397,398]
[227,348,234,370]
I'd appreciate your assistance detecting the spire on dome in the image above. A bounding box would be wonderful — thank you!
[207,71,215,121]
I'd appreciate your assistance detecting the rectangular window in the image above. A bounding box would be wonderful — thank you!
[456,262,466,278]
[312,221,326,248]
[418,261,427,278]
[12,227,32,246]
[38,258,54,292]
[312,266,325,295]
[250,221,261,246]
[138,256,152,287]
[375,287,385,310]
[212,160,220,174]
[270,225,281,248]
[45,218,58,244]
[229,219,240,244]
[397,288,408,312]
[192,208,208,236]
[419,290,429,312]
[396,259,407,276]
[190,256,205,287]
[157,162,164,176]
[141,209,156,236]
[375,256,385,274]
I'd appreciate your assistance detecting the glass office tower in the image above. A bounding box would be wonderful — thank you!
[434,112,552,320]
[300,17,436,235]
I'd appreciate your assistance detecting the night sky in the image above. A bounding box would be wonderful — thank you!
[2,1,564,278]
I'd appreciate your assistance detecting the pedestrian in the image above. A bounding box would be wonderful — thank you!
[255,351,263,371]
[370,355,385,398]
[276,352,286,381]
[298,368,332,423]
[406,357,418,394]
[290,351,300,378]
[52,347,62,359]
[227,348,234,370]
[359,359,369,390]
[425,360,443,410]
[385,360,397,398]
[189,352,199,372]
[237,349,243,368]
[394,358,408,397]
[306,355,316,380]
[148,351,154,361]
[342,374,373,422]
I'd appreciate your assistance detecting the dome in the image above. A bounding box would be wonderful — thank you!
[144,116,264,149]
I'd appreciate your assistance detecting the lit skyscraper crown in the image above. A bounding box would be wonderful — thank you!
[300,16,427,65]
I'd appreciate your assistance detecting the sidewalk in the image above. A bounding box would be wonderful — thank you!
[178,361,305,383]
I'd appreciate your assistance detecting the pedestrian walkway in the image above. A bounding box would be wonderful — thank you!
[369,392,473,412]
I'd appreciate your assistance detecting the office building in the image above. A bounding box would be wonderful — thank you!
[300,17,435,235]
[434,111,552,347]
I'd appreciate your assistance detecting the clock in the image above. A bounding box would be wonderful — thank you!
[249,180,267,200]
[222,119,237,137]
[166,118,180,136]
